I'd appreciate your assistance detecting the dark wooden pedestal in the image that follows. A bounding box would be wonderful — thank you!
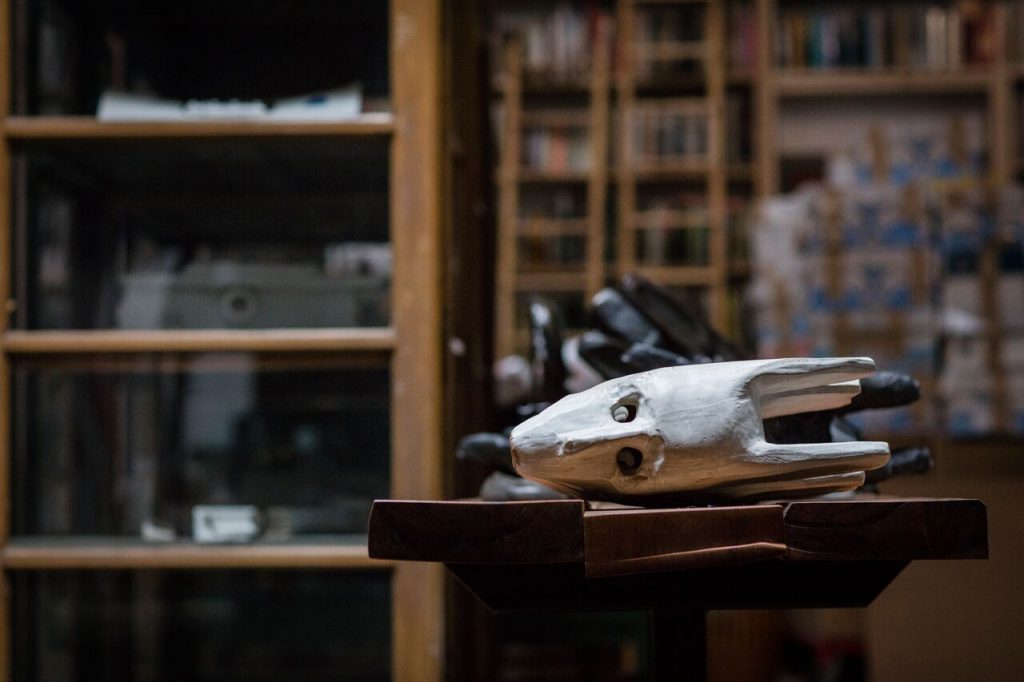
[369,498,987,680]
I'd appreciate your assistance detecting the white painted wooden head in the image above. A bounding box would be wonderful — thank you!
[509,357,891,503]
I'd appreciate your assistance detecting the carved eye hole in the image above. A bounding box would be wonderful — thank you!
[611,396,638,423]
[616,447,643,475]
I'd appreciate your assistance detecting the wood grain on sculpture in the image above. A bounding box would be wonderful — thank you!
[510,357,891,504]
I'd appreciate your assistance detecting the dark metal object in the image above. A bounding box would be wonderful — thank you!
[457,274,934,501]
[590,288,664,347]
[479,471,566,501]
[527,297,567,404]
[576,330,633,378]
[843,371,921,413]
[615,274,744,362]
[577,331,690,380]
[864,447,934,484]
[455,432,515,475]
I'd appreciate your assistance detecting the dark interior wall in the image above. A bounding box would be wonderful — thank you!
[441,0,496,488]
[867,441,1024,681]
[442,2,498,678]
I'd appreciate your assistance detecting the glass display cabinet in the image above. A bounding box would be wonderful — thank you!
[1,1,445,679]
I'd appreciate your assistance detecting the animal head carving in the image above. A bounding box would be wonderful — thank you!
[510,357,890,503]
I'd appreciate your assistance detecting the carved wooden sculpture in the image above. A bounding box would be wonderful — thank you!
[510,357,891,504]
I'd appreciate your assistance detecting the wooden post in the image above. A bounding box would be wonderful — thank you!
[986,3,1011,433]
[616,0,638,278]
[391,0,445,679]
[989,1,1012,186]
[586,19,611,300]
[706,0,730,333]
[754,0,778,197]
[495,38,523,360]
[1,0,13,676]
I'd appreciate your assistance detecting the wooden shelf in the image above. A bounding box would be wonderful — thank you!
[516,169,592,183]
[628,265,717,286]
[520,110,591,127]
[1,536,390,570]
[633,209,707,230]
[626,164,713,181]
[516,269,588,291]
[2,115,395,140]
[504,165,722,184]
[774,69,992,97]
[519,217,589,236]
[1,328,397,354]
[492,75,591,96]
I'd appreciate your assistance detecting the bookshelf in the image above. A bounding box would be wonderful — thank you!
[616,0,733,332]
[0,1,444,680]
[754,0,1010,195]
[751,0,1024,437]
[492,0,753,357]
[495,13,612,359]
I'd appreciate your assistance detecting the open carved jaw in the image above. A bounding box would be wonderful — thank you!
[509,357,891,504]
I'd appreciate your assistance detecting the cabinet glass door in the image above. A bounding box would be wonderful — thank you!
[13,570,391,681]
[12,353,390,540]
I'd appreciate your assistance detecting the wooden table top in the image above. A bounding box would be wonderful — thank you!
[369,497,987,612]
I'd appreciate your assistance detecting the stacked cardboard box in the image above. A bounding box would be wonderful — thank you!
[750,121,1024,437]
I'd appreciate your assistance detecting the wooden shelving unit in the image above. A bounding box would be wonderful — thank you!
[495,24,612,358]
[751,0,1020,435]
[1,328,398,354]
[2,115,396,139]
[491,1,755,355]
[0,0,444,680]
[773,69,992,96]
[754,0,1016,193]
[617,0,731,330]
[1,537,390,570]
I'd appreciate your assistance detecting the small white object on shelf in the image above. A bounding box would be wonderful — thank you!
[97,83,363,122]
[192,505,262,544]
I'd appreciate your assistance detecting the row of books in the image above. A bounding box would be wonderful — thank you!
[628,102,710,168]
[631,3,705,80]
[634,4,703,46]
[521,128,591,173]
[493,2,712,85]
[634,193,711,267]
[492,2,613,83]
[519,234,587,268]
[775,4,995,70]
[635,226,710,267]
